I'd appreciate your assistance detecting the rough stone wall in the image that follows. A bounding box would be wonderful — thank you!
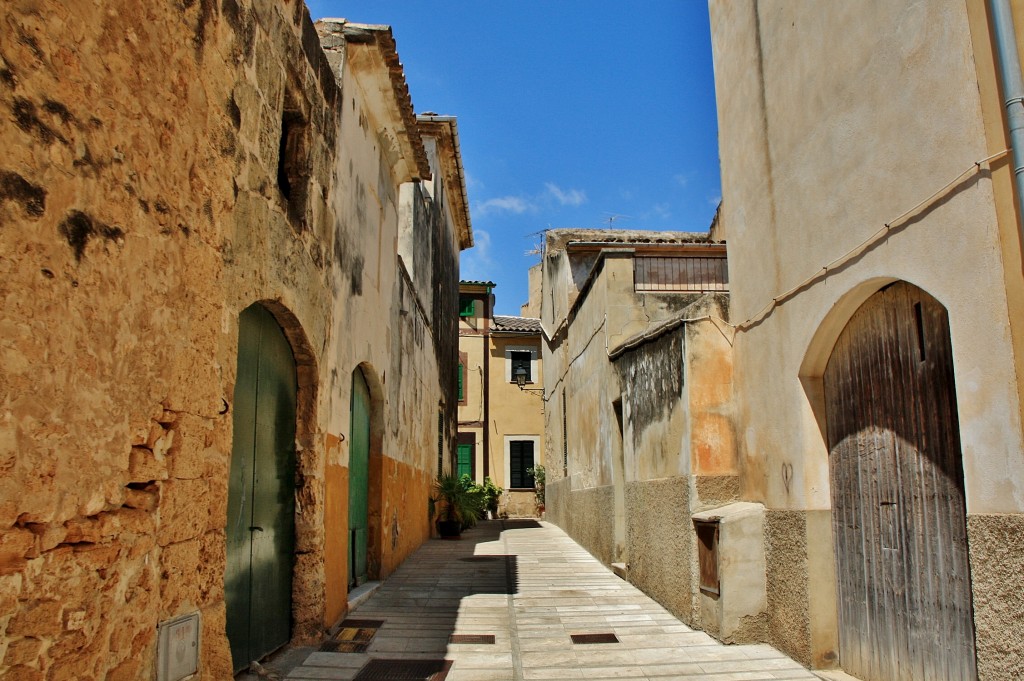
[0,1,458,678]
[544,478,569,530]
[502,491,538,519]
[967,513,1024,680]
[624,478,697,626]
[555,486,615,566]
[764,509,812,667]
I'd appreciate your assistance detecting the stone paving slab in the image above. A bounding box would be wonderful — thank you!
[277,520,820,681]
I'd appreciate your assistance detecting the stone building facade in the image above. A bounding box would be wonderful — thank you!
[0,2,469,678]
[457,282,545,518]
[709,1,1024,678]
[538,229,746,637]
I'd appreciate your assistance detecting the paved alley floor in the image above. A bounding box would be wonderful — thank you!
[281,519,819,681]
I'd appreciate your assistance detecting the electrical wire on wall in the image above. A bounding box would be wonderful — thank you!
[727,149,1009,332]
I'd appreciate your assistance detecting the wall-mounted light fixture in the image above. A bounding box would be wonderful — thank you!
[513,366,547,400]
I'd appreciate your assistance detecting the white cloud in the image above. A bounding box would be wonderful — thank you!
[545,183,587,207]
[674,173,691,188]
[708,194,722,207]
[642,203,672,221]
[460,229,494,280]
[475,196,532,216]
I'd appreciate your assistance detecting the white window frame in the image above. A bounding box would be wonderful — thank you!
[505,345,539,384]
[504,435,540,490]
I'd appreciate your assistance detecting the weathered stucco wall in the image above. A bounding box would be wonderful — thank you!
[710,0,1024,672]
[539,231,740,640]
[624,477,696,625]
[0,2,462,677]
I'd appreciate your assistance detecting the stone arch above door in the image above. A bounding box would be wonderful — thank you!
[822,281,976,680]
[225,300,324,654]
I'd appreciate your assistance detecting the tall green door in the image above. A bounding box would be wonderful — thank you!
[226,305,297,672]
[457,444,473,479]
[348,368,370,588]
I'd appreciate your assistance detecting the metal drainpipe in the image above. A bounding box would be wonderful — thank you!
[990,0,1024,244]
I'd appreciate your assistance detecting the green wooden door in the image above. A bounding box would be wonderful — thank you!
[457,444,473,479]
[348,368,370,588]
[226,305,297,672]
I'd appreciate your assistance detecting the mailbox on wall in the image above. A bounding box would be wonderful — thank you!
[157,612,200,681]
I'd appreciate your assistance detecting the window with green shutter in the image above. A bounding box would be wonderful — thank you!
[459,295,475,317]
[457,364,464,401]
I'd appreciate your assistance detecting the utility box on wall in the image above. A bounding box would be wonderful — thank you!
[157,612,201,681]
[691,502,767,643]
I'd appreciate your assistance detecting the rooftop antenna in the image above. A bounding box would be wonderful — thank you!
[602,212,632,227]
[524,228,547,257]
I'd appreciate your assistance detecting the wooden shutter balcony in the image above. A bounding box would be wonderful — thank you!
[634,256,729,293]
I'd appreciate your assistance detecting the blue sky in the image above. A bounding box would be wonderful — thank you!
[305,1,721,315]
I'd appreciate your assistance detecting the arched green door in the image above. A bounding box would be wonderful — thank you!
[348,368,371,588]
[226,305,297,672]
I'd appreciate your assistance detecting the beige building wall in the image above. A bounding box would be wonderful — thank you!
[489,334,545,516]
[458,283,545,517]
[457,294,487,484]
[710,0,1024,674]
[0,4,466,678]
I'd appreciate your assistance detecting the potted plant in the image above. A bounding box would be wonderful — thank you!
[480,476,503,519]
[527,464,546,516]
[432,473,484,538]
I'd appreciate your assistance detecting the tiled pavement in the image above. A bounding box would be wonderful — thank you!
[277,519,819,681]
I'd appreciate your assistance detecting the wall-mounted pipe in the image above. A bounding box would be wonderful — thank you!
[990,0,1024,246]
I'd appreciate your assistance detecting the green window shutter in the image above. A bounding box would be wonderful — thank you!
[457,444,473,478]
[459,296,475,317]
[457,364,464,401]
[510,440,535,488]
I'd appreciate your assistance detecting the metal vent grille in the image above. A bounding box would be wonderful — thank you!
[353,659,452,680]
[449,634,495,644]
[570,633,619,644]
[341,619,386,628]
[319,621,384,652]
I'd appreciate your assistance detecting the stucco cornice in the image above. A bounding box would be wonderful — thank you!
[419,115,473,250]
[316,20,431,182]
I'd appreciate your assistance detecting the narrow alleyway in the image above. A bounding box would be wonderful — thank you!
[264,520,819,681]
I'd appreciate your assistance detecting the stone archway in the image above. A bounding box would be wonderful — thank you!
[225,301,321,671]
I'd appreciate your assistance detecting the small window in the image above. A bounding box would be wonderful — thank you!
[459,296,475,317]
[695,520,720,596]
[510,351,532,383]
[509,440,535,489]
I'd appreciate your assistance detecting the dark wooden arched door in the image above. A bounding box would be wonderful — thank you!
[226,304,297,672]
[824,281,976,680]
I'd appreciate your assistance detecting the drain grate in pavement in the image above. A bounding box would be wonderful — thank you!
[570,633,619,644]
[459,556,503,562]
[341,619,386,628]
[353,658,452,680]
[320,623,381,652]
[449,634,495,644]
